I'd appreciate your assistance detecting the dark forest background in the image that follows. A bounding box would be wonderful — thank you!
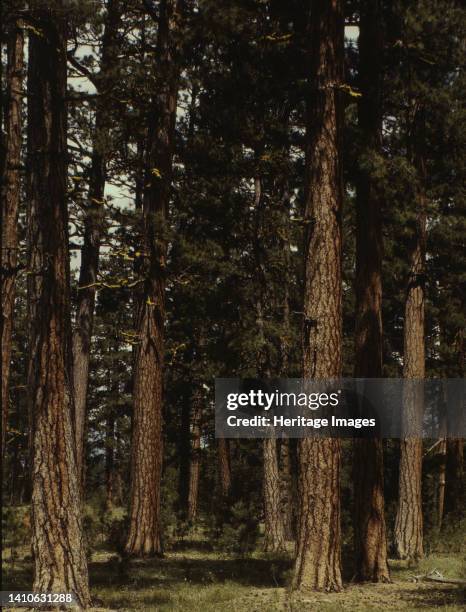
[1,0,465,610]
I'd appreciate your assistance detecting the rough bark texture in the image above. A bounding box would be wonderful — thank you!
[394,436,424,560]
[352,0,390,583]
[187,389,202,522]
[218,437,231,497]
[263,437,286,552]
[126,0,182,556]
[26,5,90,605]
[394,128,426,560]
[73,0,121,491]
[292,0,344,593]
[1,17,23,460]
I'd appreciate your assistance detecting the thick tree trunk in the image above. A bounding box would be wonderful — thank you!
[394,133,426,560]
[263,437,286,552]
[1,17,23,460]
[218,438,231,497]
[73,0,121,491]
[26,5,90,605]
[187,390,202,522]
[394,437,423,560]
[292,0,344,593]
[352,0,390,583]
[126,0,182,556]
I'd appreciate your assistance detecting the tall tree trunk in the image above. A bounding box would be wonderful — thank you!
[73,0,122,491]
[278,182,295,542]
[352,0,390,583]
[252,170,287,552]
[218,438,231,497]
[126,0,182,556]
[1,16,23,461]
[394,116,426,561]
[263,437,286,551]
[187,388,202,522]
[292,0,344,592]
[26,5,90,604]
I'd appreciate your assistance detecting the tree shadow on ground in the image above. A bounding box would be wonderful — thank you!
[396,584,465,608]
[89,555,293,590]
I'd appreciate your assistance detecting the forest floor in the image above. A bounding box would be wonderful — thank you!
[3,537,465,611]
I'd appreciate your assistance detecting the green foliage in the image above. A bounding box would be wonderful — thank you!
[208,500,260,555]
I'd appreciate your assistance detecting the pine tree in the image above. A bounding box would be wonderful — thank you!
[26,2,90,603]
[293,0,344,592]
[352,0,390,582]
[72,0,123,490]
[187,386,202,522]
[126,0,183,556]
[394,127,426,559]
[218,438,232,497]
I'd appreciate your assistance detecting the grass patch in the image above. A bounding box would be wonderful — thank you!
[3,539,465,610]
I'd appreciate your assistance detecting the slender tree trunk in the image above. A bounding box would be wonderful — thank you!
[292,0,344,593]
[278,186,295,542]
[437,437,447,529]
[105,412,116,509]
[251,169,287,552]
[134,14,147,213]
[73,0,122,491]
[1,16,23,461]
[187,389,202,522]
[352,0,390,583]
[218,438,231,497]
[9,432,20,505]
[26,5,90,604]
[179,394,190,514]
[263,437,286,551]
[394,117,426,560]
[126,0,182,556]
[279,438,295,541]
